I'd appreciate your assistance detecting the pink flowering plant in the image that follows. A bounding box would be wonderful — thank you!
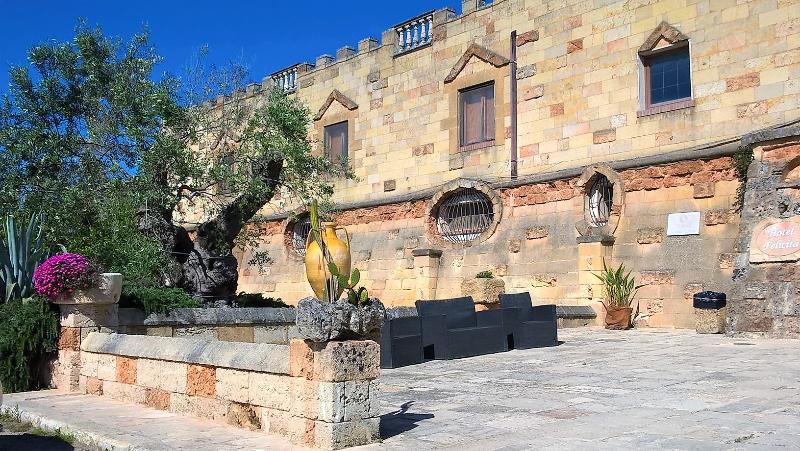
[33,253,101,301]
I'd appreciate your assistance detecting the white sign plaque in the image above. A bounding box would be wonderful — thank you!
[666,211,701,236]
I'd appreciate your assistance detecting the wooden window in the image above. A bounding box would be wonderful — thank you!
[640,44,693,115]
[459,83,495,150]
[324,121,348,164]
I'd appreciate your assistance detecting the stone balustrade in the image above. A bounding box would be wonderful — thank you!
[270,65,299,92]
[78,332,381,449]
[394,11,434,55]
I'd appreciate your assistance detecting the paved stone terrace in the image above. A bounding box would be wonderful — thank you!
[367,328,800,450]
[2,328,799,450]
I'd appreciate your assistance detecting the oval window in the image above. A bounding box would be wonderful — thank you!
[588,175,613,227]
[291,216,312,257]
[435,188,494,244]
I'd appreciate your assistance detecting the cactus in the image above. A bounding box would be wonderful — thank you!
[0,213,50,302]
[328,262,369,307]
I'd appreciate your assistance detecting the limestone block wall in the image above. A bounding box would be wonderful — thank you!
[78,333,381,449]
[117,307,299,344]
[239,154,742,329]
[268,0,799,206]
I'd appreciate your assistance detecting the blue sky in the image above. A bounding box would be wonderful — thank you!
[0,0,450,95]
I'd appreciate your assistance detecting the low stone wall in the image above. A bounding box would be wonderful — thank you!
[117,307,299,344]
[78,332,380,449]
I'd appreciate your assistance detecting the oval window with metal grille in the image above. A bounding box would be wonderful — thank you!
[588,175,613,227]
[292,216,312,256]
[435,188,494,244]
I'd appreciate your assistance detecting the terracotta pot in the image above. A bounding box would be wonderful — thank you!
[604,304,632,330]
[305,222,351,300]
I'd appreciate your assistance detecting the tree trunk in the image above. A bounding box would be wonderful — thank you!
[138,157,283,304]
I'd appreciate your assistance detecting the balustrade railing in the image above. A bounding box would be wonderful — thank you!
[271,65,298,92]
[395,11,435,55]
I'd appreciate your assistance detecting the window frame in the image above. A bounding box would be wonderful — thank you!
[323,120,349,166]
[458,82,496,151]
[638,41,695,117]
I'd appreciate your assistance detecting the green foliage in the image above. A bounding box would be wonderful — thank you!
[0,298,59,392]
[593,260,645,308]
[475,271,494,279]
[0,213,52,302]
[733,147,754,211]
[233,292,289,308]
[119,286,201,315]
[328,262,369,307]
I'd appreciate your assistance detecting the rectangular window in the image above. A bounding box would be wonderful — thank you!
[643,45,691,106]
[459,82,495,149]
[324,121,348,165]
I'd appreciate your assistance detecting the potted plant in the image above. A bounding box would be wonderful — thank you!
[461,270,505,311]
[296,200,385,342]
[33,253,121,305]
[593,260,644,330]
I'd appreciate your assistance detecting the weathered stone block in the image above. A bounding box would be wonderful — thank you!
[705,209,732,225]
[567,38,583,53]
[58,327,80,351]
[515,30,539,47]
[383,180,396,192]
[187,364,216,398]
[116,356,137,385]
[593,129,616,144]
[217,326,255,343]
[313,417,381,450]
[312,341,380,382]
[145,388,171,411]
[526,226,549,239]
[84,376,103,395]
[216,368,250,403]
[228,402,262,430]
[693,182,715,198]
[249,372,292,411]
[254,326,289,344]
[461,278,505,305]
[170,393,229,422]
[102,380,147,404]
[80,352,116,381]
[640,270,675,285]
[317,380,379,423]
[60,304,118,328]
[695,307,726,334]
[637,227,664,244]
[137,359,187,393]
[522,84,544,101]
[508,239,522,253]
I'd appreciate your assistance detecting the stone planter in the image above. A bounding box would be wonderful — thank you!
[51,273,122,391]
[296,297,386,342]
[461,277,505,310]
[53,273,123,306]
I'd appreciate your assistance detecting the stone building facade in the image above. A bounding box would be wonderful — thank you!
[221,0,799,332]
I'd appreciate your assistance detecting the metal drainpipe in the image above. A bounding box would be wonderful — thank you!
[510,30,518,178]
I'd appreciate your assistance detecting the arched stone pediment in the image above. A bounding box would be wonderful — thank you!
[639,22,689,53]
[444,43,509,84]
[313,89,358,121]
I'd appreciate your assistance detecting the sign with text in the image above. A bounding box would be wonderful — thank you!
[666,212,701,236]
[750,217,800,263]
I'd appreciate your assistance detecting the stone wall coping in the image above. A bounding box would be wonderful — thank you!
[142,307,296,326]
[741,122,800,147]
[81,332,290,374]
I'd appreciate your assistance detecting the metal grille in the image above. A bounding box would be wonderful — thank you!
[588,176,613,227]
[436,188,494,243]
[292,217,312,257]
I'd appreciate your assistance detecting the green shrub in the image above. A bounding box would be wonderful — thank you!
[0,298,59,392]
[233,292,289,308]
[119,286,201,315]
[476,271,494,279]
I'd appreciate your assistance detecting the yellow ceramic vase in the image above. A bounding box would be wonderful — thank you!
[305,222,351,300]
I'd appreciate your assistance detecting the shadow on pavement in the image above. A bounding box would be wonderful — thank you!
[380,401,434,439]
[0,434,75,451]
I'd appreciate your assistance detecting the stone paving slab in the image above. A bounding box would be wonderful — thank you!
[362,328,800,450]
[0,390,309,451]
[2,328,799,450]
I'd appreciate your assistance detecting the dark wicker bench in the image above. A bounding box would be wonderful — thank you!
[498,292,558,349]
[380,316,424,369]
[415,297,507,360]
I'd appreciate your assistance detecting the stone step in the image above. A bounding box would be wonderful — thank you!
[0,390,307,451]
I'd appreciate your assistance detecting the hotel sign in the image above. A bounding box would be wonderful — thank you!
[750,217,800,263]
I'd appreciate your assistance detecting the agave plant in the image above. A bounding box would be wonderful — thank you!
[593,259,645,308]
[0,213,51,302]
